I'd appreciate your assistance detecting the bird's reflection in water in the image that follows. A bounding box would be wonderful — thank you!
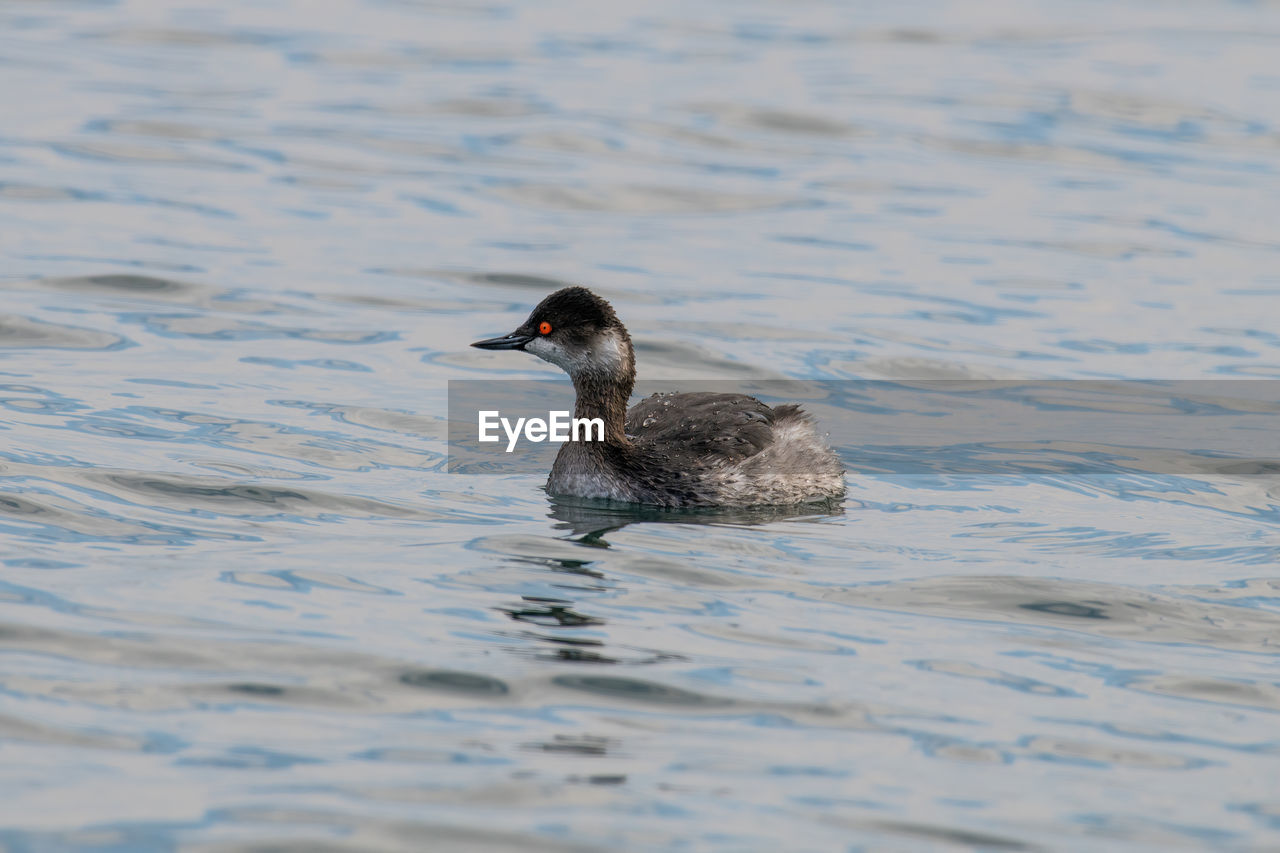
[497,495,845,665]
[546,494,846,544]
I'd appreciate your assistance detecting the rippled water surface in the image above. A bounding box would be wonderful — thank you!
[3,1,1280,849]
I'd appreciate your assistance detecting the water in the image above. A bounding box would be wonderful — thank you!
[2,0,1280,849]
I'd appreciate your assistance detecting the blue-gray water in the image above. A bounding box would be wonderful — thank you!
[3,1,1280,850]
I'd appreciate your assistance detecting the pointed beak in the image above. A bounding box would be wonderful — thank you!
[470,331,534,351]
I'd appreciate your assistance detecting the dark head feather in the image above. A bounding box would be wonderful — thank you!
[526,286,622,334]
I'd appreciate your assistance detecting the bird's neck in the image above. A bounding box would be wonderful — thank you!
[572,371,633,445]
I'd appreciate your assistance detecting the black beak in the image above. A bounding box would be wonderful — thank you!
[471,331,534,351]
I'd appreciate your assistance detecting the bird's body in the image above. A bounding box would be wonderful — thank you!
[472,287,845,508]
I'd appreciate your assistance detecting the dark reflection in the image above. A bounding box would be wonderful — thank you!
[127,313,397,344]
[227,683,286,697]
[572,774,627,785]
[526,734,613,755]
[86,471,433,521]
[827,576,1280,654]
[510,556,604,580]
[1020,600,1110,620]
[502,596,603,627]
[489,496,844,671]
[0,495,48,516]
[470,272,580,290]
[399,669,510,695]
[107,476,307,505]
[552,674,733,707]
[0,313,128,350]
[1208,460,1280,476]
[526,634,666,665]
[43,273,194,295]
[546,648,619,664]
[547,493,844,540]
[867,820,1036,851]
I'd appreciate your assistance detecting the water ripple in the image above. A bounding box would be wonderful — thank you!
[2,0,1280,848]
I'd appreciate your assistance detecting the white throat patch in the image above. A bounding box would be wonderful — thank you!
[527,329,628,377]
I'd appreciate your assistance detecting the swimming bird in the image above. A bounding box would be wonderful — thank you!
[471,287,845,507]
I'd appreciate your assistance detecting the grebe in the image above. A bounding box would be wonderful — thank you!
[471,287,844,507]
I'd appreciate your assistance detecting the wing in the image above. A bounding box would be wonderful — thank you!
[625,392,780,465]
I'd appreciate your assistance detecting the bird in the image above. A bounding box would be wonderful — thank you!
[471,286,845,508]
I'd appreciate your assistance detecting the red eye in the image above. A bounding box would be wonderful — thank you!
[539,321,552,335]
